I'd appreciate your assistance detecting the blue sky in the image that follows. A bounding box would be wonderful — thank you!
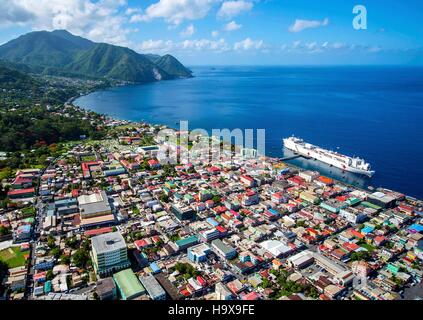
[0,0,422,65]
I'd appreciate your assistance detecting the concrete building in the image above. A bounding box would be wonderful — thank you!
[96,277,117,300]
[287,250,315,269]
[211,239,237,260]
[188,243,211,263]
[91,232,130,277]
[139,274,166,300]
[78,191,115,228]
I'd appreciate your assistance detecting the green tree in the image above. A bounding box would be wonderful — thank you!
[50,247,61,259]
[72,249,90,268]
[46,269,54,281]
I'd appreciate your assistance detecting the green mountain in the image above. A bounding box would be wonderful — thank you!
[68,43,172,83]
[0,30,192,83]
[0,64,40,90]
[150,54,193,78]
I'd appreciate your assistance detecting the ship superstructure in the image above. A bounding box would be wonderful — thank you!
[283,137,375,177]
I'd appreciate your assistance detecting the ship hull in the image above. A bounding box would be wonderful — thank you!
[283,138,375,177]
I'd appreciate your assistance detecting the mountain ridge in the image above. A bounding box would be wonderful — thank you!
[0,30,192,83]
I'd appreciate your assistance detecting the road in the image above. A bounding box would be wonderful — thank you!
[23,160,53,299]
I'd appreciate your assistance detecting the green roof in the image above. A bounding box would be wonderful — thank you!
[113,269,145,300]
[361,201,382,210]
[175,235,198,247]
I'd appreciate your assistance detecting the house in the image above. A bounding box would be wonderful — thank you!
[7,188,35,200]
[211,239,237,260]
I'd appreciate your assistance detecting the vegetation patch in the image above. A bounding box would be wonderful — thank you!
[0,246,28,268]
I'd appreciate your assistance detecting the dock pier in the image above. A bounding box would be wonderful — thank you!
[279,154,311,161]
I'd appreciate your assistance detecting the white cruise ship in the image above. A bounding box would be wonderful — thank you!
[283,137,375,177]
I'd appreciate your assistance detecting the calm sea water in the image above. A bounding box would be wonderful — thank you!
[75,66,423,199]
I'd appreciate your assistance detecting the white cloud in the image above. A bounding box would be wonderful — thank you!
[224,21,242,31]
[130,14,144,23]
[332,42,346,49]
[180,24,195,37]
[282,40,382,55]
[0,0,34,26]
[181,38,231,52]
[0,0,132,46]
[368,46,382,53]
[289,18,329,33]
[218,1,253,19]
[211,30,219,38]
[139,39,174,53]
[125,7,141,16]
[138,38,232,54]
[234,38,264,51]
[140,0,218,25]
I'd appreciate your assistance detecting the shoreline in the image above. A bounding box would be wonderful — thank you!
[71,83,421,202]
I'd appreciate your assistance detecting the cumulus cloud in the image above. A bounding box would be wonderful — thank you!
[211,30,219,38]
[139,0,218,25]
[224,21,242,31]
[0,0,34,26]
[0,0,132,46]
[180,24,195,37]
[138,38,232,54]
[281,40,383,55]
[234,38,264,51]
[139,39,174,53]
[289,18,329,33]
[181,38,231,52]
[218,1,253,19]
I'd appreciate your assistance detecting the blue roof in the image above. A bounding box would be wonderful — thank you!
[150,262,161,273]
[361,226,374,234]
[55,198,77,206]
[18,224,31,233]
[268,209,280,216]
[408,224,423,232]
[44,281,52,293]
[207,217,219,226]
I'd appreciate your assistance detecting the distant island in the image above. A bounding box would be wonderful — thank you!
[0,30,192,83]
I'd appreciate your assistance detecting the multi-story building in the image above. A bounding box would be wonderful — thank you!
[91,232,130,277]
[211,239,237,260]
[78,191,115,228]
[188,243,211,263]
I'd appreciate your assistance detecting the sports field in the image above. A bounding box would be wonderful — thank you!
[0,246,28,268]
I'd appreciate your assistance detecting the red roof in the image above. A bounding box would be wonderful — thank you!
[342,242,361,252]
[13,176,33,185]
[148,159,159,166]
[196,276,206,287]
[242,292,260,300]
[71,189,79,197]
[33,272,47,281]
[84,227,113,237]
[350,229,365,239]
[374,236,386,244]
[216,226,227,233]
[8,188,35,196]
[134,239,149,249]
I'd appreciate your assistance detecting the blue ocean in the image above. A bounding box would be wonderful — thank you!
[75,66,423,199]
